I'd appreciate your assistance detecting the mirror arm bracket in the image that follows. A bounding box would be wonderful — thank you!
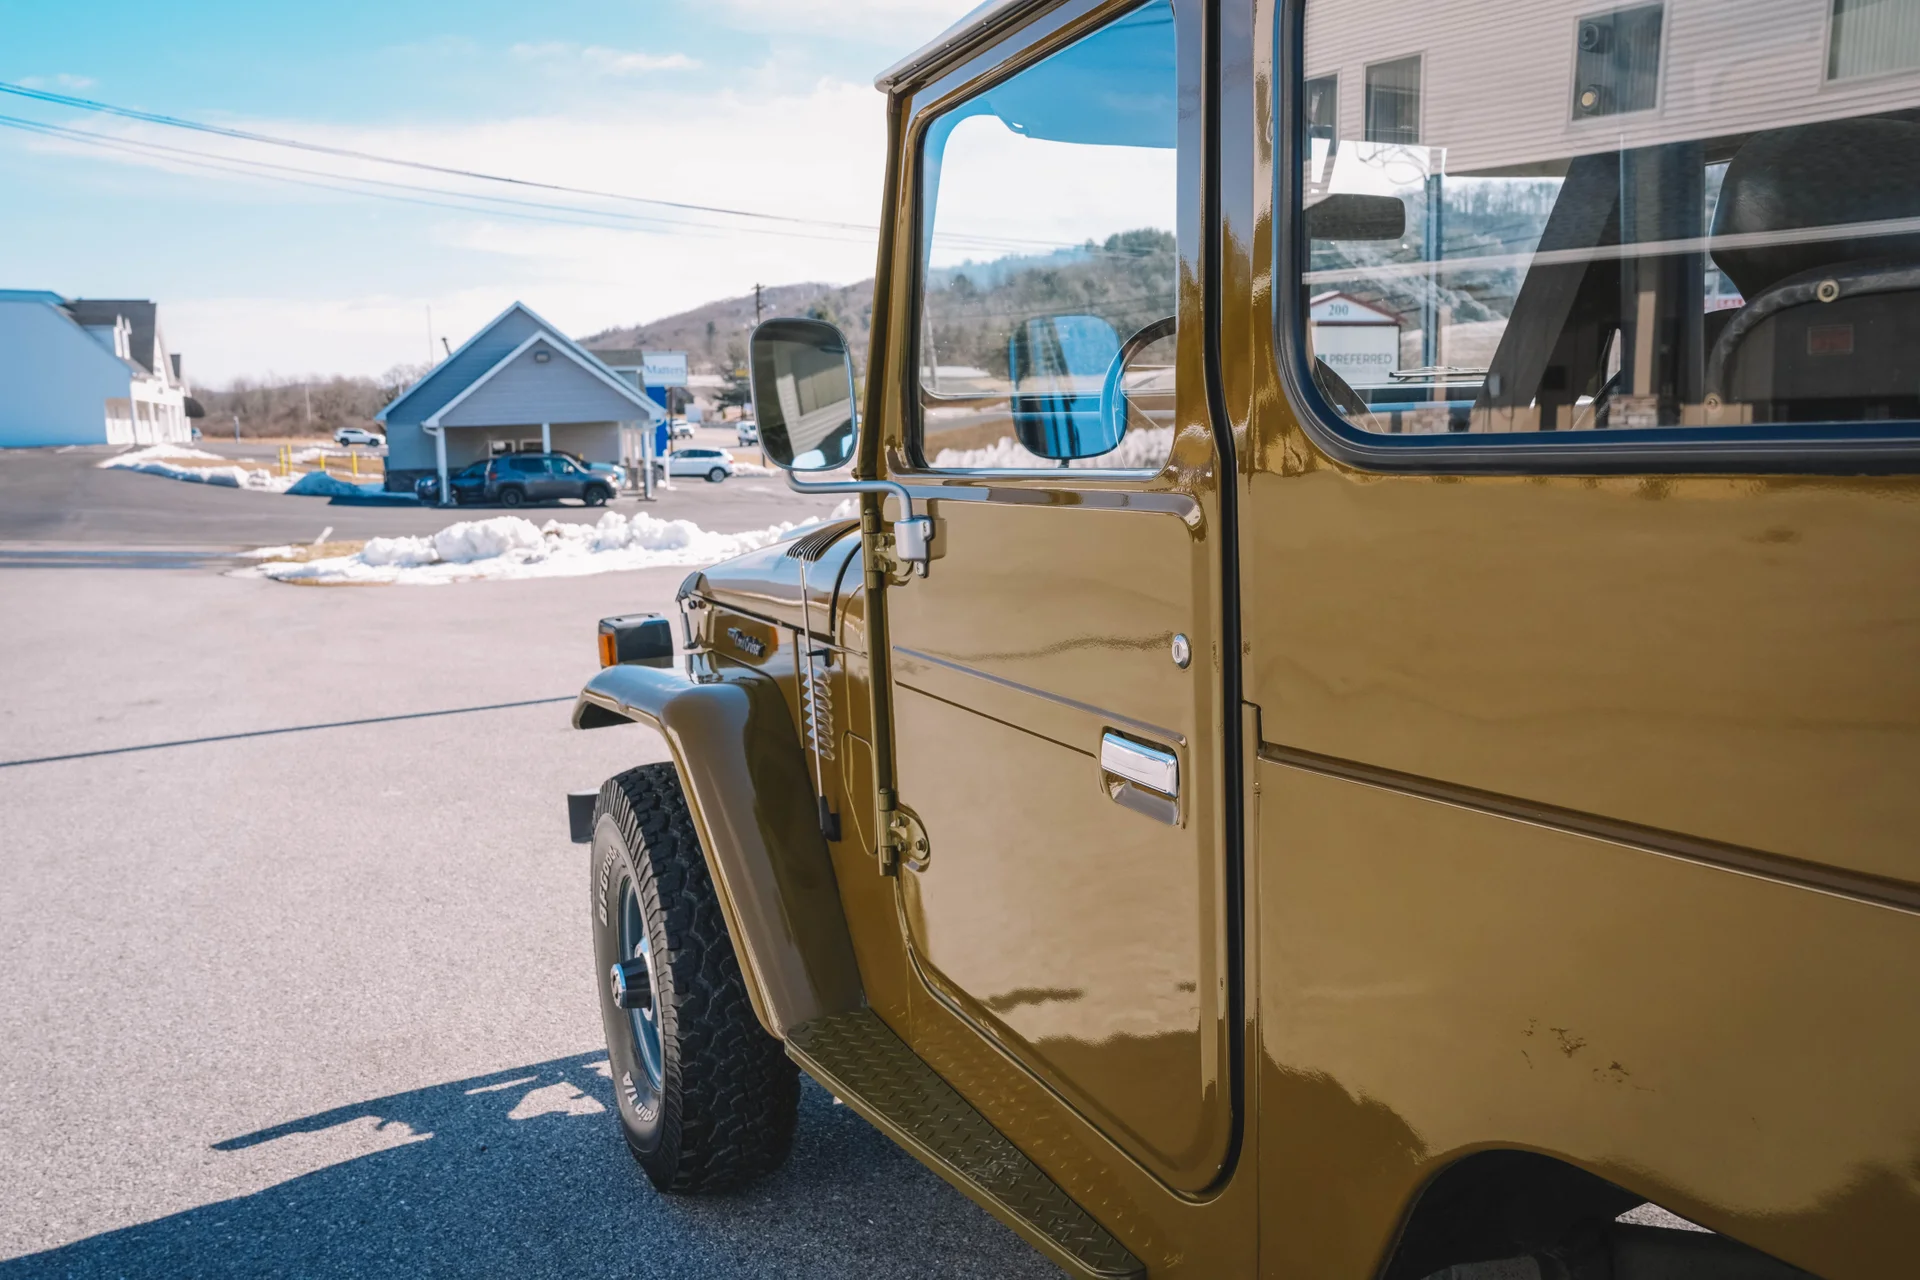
[784,475,933,578]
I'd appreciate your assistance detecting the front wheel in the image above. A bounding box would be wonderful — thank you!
[583,484,610,507]
[706,468,727,484]
[590,764,798,1193]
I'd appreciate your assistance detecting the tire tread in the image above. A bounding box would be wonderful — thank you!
[597,763,798,1192]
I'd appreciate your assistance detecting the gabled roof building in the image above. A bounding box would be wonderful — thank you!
[0,291,194,448]
[377,301,662,498]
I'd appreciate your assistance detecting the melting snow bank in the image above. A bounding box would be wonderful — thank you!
[236,502,855,586]
[100,443,299,492]
[930,427,1175,470]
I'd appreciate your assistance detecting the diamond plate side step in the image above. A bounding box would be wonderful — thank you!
[786,1009,1145,1279]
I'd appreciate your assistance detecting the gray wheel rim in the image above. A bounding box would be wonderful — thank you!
[619,878,665,1090]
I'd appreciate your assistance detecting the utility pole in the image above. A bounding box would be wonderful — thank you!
[754,283,763,326]
[232,413,240,443]
[304,384,312,426]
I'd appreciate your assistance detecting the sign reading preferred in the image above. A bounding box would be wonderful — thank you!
[1309,291,1401,387]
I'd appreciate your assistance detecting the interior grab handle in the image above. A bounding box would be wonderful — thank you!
[1100,732,1178,799]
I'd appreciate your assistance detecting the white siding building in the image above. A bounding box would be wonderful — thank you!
[0,291,194,448]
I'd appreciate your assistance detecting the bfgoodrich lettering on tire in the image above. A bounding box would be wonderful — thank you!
[590,762,798,1192]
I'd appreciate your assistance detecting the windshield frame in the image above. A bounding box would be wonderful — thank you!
[899,0,1185,477]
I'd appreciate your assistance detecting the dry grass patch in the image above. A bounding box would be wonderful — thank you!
[251,540,368,563]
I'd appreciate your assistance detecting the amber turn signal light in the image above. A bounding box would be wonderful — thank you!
[597,613,673,667]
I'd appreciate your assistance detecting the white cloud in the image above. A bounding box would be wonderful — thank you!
[19,73,97,90]
[509,42,702,75]
[706,0,973,41]
[152,77,890,382]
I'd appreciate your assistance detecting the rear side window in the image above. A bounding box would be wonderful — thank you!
[1293,0,1920,449]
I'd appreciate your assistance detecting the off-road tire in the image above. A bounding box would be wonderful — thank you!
[583,484,610,507]
[590,763,798,1193]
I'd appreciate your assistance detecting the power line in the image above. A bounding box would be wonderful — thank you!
[0,112,885,247]
[0,78,879,235]
[0,79,1180,261]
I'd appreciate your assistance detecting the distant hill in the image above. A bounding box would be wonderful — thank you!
[580,279,876,376]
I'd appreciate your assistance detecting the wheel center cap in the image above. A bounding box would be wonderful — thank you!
[610,957,653,1014]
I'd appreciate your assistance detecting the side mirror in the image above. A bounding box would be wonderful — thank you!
[746,317,934,577]
[1008,314,1123,461]
[748,318,858,472]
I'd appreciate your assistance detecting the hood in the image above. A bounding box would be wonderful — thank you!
[685,519,863,645]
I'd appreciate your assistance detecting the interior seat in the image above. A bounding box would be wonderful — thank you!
[1708,117,1920,422]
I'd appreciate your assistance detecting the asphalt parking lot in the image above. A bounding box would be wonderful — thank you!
[0,438,848,551]
[0,450,1056,1278]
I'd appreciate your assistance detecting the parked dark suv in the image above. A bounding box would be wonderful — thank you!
[445,453,613,507]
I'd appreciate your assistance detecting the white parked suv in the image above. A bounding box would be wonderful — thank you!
[335,426,383,447]
[655,448,735,483]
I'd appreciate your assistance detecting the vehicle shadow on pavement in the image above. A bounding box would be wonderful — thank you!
[1,1053,1058,1279]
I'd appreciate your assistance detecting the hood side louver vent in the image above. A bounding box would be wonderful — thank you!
[786,519,860,563]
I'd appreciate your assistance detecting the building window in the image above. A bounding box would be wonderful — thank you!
[1829,0,1920,80]
[1571,4,1665,119]
[1364,56,1421,144]
[1305,74,1338,143]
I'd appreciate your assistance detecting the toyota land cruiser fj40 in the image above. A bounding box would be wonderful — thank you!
[566,0,1920,1275]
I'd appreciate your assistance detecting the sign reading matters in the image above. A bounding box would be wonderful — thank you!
[641,351,689,389]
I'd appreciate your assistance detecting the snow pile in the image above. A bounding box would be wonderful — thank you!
[241,507,845,586]
[731,461,777,477]
[285,470,381,497]
[99,443,299,492]
[930,426,1174,471]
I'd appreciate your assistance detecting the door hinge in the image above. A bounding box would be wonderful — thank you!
[875,790,928,876]
[863,529,920,588]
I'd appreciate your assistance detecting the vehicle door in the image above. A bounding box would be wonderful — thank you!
[877,0,1235,1193]
[550,456,588,499]
[1249,4,1920,1273]
[509,456,549,500]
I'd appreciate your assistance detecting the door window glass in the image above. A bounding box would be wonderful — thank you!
[1296,0,1920,442]
[915,0,1178,471]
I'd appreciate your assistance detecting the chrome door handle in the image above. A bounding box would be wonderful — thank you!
[1100,732,1178,798]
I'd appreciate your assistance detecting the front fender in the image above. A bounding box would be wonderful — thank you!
[574,654,864,1038]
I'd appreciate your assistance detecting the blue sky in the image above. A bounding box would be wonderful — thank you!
[0,0,974,382]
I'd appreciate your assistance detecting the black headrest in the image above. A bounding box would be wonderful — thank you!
[1711,117,1920,299]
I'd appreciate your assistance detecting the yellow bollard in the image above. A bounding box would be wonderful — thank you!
[351,452,358,479]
